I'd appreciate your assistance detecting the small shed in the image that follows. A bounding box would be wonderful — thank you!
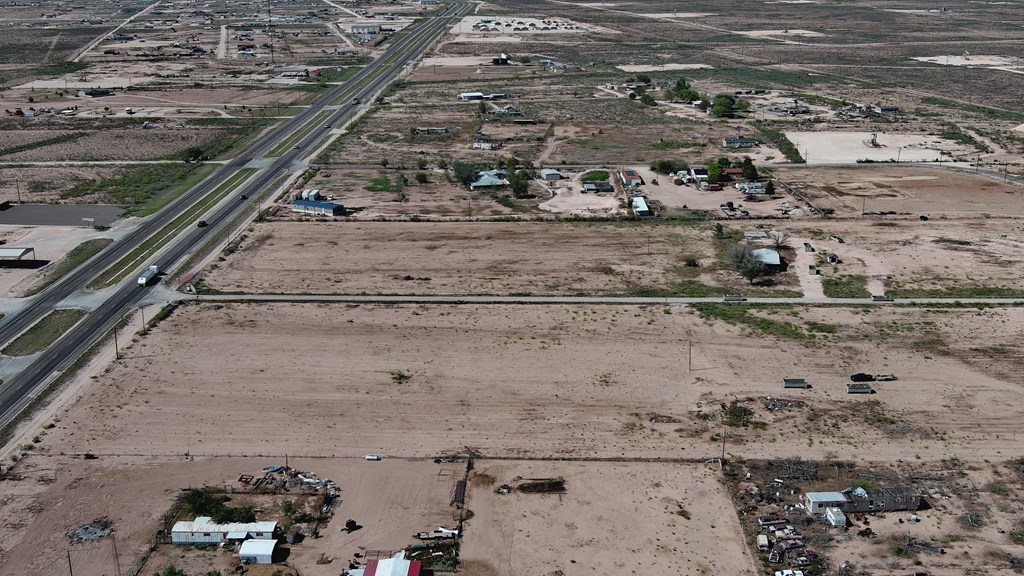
[803,491,847,515]
[539,169,561,182]
[631,196,651,218]
[239,539,276,564]
[619,169,642,187]
[783,378,811,389]
[847,383,875,394]
[825,507,847,527]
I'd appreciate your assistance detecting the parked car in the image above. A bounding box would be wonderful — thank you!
[851,373,876,382]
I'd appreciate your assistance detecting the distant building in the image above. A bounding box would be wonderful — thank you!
[689,166,708,182]
[804,487,921,515]
[539,169,561,182]
[458,92,485,101]
[492,53,509,65]
[631,196,651,217]
[352,23,382,34]
[349,551,422,576]
[873,105,900,114]
[469,169,509,189]
[171,517,278,545]
[752,248,781,269]
[239,539,276,564]
[619,168,642,187]
[723,136,759,148]
[292,199,344,216]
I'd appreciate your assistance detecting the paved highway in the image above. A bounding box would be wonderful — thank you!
[0,2,469,428]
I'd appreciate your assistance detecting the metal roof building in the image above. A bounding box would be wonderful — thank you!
[292,199,343,216]
[539,169,561,181]
[803,492,847,515]
[0,247,36,260]
[350,551,422,576]
[752,248,781,267]
[239,539,277,564]
[171,517,278,545]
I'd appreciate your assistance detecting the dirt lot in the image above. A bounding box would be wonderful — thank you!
[200,220,807,296]
[27,301,1024,465]
[774,165,1024,217]
[462,460,755,576]
[0,456,456,576]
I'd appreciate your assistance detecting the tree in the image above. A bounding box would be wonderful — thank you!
[769,231,791,249]
[636,73,652,84]
[650,159,686,174]
[156,566,187,576]
[714,222,725,239]
[765,180,776,195]
[380,158,389,168]
[711,93,736,117]
[628,92,637,100]
[477,101,487,114]
[416,158,428,170]
[452,161,477,187]
[640,94,657,107]
[729,244,767,284]
[509,170,530,198]
[740,157,758,180]
[707,161,724,184]
[414,172,429,184]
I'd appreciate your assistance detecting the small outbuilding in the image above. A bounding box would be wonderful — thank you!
[752,248,782,269]
[619,168,642,187]
[783,378,811,389]
[239,539,277,564]
[723,136,759,148]
[631,196,651,217]
[803,492,847,515]
[349,550,422,576]
[539,169,561,182]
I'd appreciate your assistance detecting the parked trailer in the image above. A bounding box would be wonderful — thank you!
[137,265,159,286]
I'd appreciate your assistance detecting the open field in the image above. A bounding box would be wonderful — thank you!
[26,301,1024,463]
[462,460,754,576]
[200,221,807,296]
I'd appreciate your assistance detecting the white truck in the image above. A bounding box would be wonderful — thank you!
[138,265,159,286]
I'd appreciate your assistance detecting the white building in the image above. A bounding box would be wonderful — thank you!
[825,507,847,527]
[802,492,846,515]
[239,539,277,564]
[349,551,422,576]
[171,516,278,545]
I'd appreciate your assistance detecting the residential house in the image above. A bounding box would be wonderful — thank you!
[723,136,759,148]
[619,168,642,187]
[539,169,561,182]
[804,487,921,516]
[752,248,781,270]
[469,169,509,190]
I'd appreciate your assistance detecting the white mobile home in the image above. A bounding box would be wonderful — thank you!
[171,517,278,545]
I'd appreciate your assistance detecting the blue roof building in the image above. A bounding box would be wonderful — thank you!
[292,199,343,216]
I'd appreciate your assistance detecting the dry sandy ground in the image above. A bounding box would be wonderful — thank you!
[616,63,712,72]
[785,131,959,164]
[462,461,755,576]
[202,221,711,295]
[30,302,1024,463]
[0,456,455,576]
[0,225,115,298]
[774,165,1024,217]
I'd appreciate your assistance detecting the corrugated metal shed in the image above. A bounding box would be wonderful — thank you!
[239,539,276,564]
[171,517,277,545]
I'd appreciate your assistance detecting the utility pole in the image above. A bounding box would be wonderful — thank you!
[113,329,120,360]
[15,178,21,203]
[67,550,74,576]
[139,306,146,330]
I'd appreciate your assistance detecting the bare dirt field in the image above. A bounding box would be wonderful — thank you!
[462,461,755,576]
[27,301,1024,465]
[785,132,963,164]
[200,220,805,296]
[774,165,1024,217]
[0,456,456,576]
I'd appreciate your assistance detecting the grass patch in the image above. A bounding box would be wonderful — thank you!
[921,96,1024,123]
[31,61,87,77]
[2,308,86,356]
[0,132,88,157]
[889,285,1024,298]
[691,303,812,340]
[62,163,216,217]
[755,124,805,163]
[652,139,704,150]
[24,238,112,296]
[366,175,394,192]
[822,274,871,298]
[581,170,610,181]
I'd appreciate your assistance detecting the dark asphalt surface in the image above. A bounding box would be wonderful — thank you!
[0,2,470,426]
[0,204,123,227]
